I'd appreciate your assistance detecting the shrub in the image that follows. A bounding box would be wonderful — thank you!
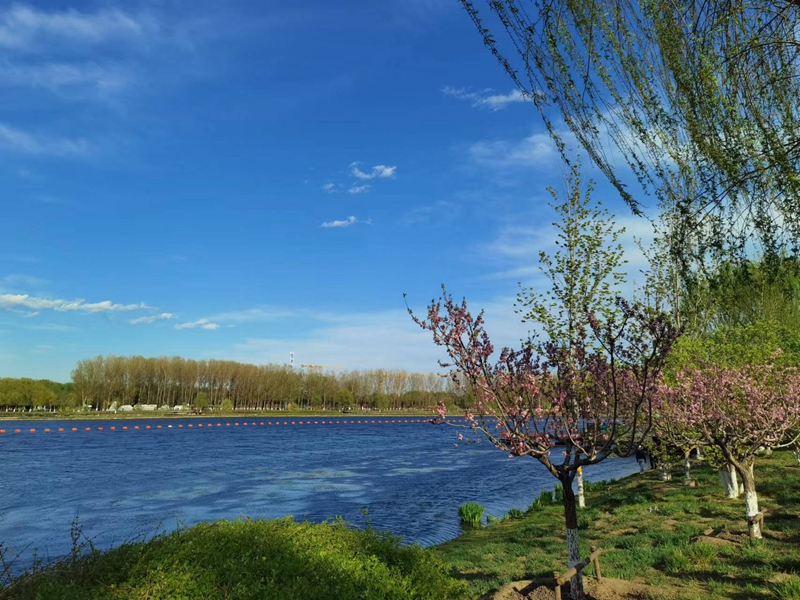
[458,503,485,526]
[1,518,465,600]
[505,509,524,520]
[220,399,234,412]
[553,484,563,503]
[583,480,609,493]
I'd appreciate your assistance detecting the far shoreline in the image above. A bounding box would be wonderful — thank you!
[0,410,435,422]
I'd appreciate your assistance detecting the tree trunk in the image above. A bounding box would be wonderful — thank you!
[576,467,585,509]
[561,475,585,600]
[658,465,672,481]
[683,453,692,486]
[719,464,740,498]
[792,443,800,466]
[738,459,762,540]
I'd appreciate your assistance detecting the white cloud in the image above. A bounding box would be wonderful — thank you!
[349,162,397,180]
[320,216,371,228]
[0,123,93,158]
[0,293,149,313]
[481,212,657,298]
[442,86,529,111]
[20,323,76,332]
[0,60,133,94]
[468,132,557,170]
[348,184,370,194]
[2,274,46,287]
[219,300,529,373]
[209,307,307,324]
[0,5,153,50]
[322,182,338,193]
[130,312,175,325]
[175,318,219,330]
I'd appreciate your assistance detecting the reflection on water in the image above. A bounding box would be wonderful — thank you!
[0,418,639,569]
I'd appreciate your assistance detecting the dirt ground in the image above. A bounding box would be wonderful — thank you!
[482,576,675,600]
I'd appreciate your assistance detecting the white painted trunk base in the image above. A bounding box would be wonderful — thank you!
[659,465,672,481]
[720,464,739,498]
[683,455,692,485]
[576,468,585,509]
[745,490,762,539]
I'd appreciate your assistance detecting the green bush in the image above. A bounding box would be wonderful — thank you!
[553,484,564,503]
[505,509,524,520]
[2,518,465,600]
[220,399,234,412]
[583,480,609,493]
[457,503,485,526]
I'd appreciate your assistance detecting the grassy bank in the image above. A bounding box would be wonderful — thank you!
[0,518,463,600]
[434,450,800,599]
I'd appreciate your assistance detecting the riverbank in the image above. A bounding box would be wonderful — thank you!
[2,452,798,599]
[0,518,464,600]
[434,449,800,599]
[0,409,433,421]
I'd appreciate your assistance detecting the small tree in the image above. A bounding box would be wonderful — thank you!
[194,391,209,413]
[409,168,677,599]
[658,361,800,538]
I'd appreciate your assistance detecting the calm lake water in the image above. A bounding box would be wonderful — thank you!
[0,417,639,570]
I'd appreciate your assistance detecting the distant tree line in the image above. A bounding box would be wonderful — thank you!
[60,355,468,412]
[0,378,75,411]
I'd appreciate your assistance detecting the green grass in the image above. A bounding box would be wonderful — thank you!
[0,518,465,600]
[434,450,800,599]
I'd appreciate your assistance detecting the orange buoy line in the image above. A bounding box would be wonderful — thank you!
[0,417,442,435]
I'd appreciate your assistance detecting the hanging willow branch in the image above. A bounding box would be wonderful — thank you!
[460,0,800,263]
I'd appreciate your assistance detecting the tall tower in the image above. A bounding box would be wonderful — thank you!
[289,351,295,369]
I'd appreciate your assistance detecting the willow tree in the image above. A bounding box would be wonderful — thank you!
[458,0,800,261]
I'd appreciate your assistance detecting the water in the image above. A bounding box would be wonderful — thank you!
[0,417,639,570]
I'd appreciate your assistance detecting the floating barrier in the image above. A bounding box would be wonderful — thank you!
[0,417,455,436]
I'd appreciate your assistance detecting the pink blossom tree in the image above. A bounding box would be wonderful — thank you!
[409,169,678,600]
[657,361,800,539]
[411,292,676,599]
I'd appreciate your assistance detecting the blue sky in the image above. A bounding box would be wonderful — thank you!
[0,0,656,381]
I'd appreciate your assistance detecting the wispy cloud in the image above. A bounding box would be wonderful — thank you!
[349,163,397,180]
[0,293,149,313]
[442,86,529,111]
[348,184,370,195]
[0,122,93,158]
[322,182,338,193]
[130,312,175,325]
[401,200,459,226]
[209,307,306,324]
[320,216,371,229]
[175,318,219,330]
[2,274,46,287]
[221,300,528,372]
[19,323,76,332]
[0,60,134,96]
[0,5,154,51]
[468,132,557,170]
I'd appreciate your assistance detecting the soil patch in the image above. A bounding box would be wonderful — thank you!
[482,577,673,600]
